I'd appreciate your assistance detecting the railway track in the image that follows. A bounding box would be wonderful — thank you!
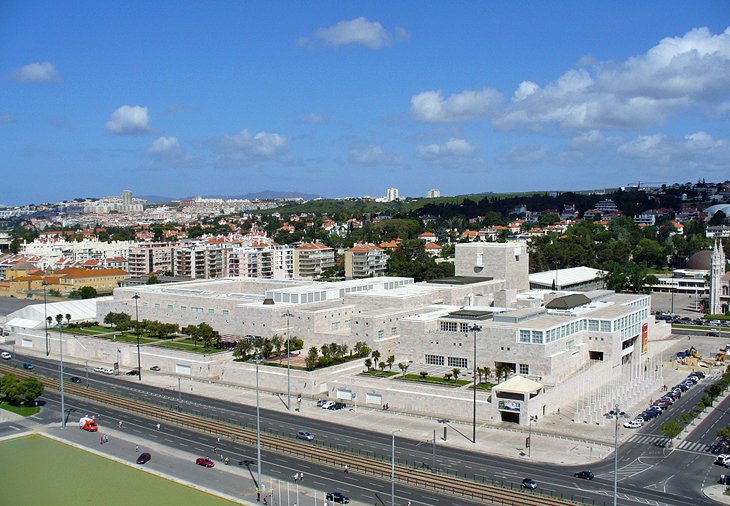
[1,364,582,506]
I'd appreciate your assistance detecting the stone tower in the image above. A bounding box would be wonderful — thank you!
[710,239,726,315]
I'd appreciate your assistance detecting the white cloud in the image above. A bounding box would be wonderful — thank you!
[105,105,151,135]
[417,138,477,160]
[349,145,403,166]
[495,26,730,130]
[149,136,181,155]
[497,145,549,165]
[300,113,326,124]
[8,61,60,83]
[618,131,729,171]
[314,17,391,49]
[216,129,289,165]
[147,136,197,169]
[569,130,620,150]
[411,88,503,122]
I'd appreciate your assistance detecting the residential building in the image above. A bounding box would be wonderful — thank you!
[344,243,387,279]
[293,243,335,279]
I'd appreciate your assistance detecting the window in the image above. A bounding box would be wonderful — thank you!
[377,330,385,339]
[600,321,611,332]
[519,330,531,343]
[459,323,469,333]
[222,310,229,316]
[589,320,599,331]
[191,307,203,314]
[154,303,160,309]
[180,305,186,311]
[208,309,214,314]
[519,364,529,375]
[425,354,444,366]
[391,327,397,336]
[448,357,468,368]
[531,331,543,344]
[440,321,457,332]
[167,304,173,310]
[331,322,340,331]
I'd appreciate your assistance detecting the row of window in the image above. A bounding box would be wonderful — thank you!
[425,355,530,375]
[143,301,229,316]
[518,309,648,345]
[440,322,478,333]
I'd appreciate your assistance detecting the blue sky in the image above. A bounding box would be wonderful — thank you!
[1,1,729,206]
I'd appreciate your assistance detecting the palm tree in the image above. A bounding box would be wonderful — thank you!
[398,362,409,377]
[482,366,491,383]
[372,350,381,365]
[386,355,395,370]
[452,368,461,380]
[271,334,284,358]
[364,358,373,371]
[379,361,386,372]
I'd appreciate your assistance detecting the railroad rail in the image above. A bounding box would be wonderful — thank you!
[1,364,583,506]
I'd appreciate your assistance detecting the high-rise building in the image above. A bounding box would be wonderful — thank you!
[710,239,726,315]
[294,243,335,279]
[344,243,387,279]
[427,189,441,198]
[386,187,399,202]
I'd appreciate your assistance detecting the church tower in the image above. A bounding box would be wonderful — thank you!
[710,239,726,315]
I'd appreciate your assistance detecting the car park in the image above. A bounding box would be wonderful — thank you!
[196,457,215,468]
[325,492,350,504]
[22,362,33,370]
[0,351,11,360]
[296,430,315,441]
[136,452,151,465]
[320,401,335,409]
[70,376,82,383]
[521,478,537,489]
[574,470,594,480]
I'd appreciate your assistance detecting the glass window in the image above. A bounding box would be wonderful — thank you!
[519,364,529,375]
[425,354,445,366]
[448,357,468,368]
[531,331,543,344]
[378,330,385,339]
[519,330,531,343]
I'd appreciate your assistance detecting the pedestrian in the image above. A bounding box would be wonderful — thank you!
[386,403,389,410]
[135,445,139,453]
[344,464,349,473]
[225,457,229,465]
[214,446,218,454]
[299,472,304,481]
[156,423,161,431]
[100,436,104,445]
[557,408,560,415]
[256,487,260,502]
[263,497,268,506]
[220,453,224,462]
[294,472,299,482]
[118,421,123,428]
[217,437,220,444]
[104,434,109,443]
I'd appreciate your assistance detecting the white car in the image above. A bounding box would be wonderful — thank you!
[320,401,335,409]
[623,419,643,429]
[102,368,115,375]
[93,366,105,372]
[0,351,11,360]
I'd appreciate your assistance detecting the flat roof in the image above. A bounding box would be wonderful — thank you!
[444,309,494,320]
[427,276,493,285]
[529,267,604,287]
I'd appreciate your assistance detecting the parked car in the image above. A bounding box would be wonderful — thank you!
[150,365,161,371]
[136,452,151,464]
[574,470,594,480]
[0,351,11,360]
[521,478,537,489]
[93,366,105,372]
[101,368,115,375]
[707,332,720,337]
[623,420,643,429]
[297,430,315,441]
[69,376,83,383]
[320,401,335,409]
[715,454,730,466]
[22,362,33,370]
[691,371,706,379]
[325,492,350,504]
[126,369,140,376]
[196,457,215,468]
[328,402,346,410]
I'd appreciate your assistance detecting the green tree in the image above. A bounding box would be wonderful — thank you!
[398,362,409,376]
[386,355,395,370]
[371,350,381,365]
[379,361,386,372]
[305,347,319,370]
[364,358,372,371]
[147,275,160,285]
[452,368,461,380]
[78,286,98,299]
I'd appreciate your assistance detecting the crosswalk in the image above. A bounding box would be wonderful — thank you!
[628,433,720,453]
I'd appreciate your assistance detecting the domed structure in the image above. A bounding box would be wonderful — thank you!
[705,204,730,218]
[686,250,712,270]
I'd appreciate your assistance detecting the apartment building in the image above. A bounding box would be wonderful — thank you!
[127,242,174,277]
[228,244,294,280]
[344,243,387,279]
[173,243,228,279]
[293,243,335,279]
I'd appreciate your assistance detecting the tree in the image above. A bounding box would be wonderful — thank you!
[386,355,395,370]
[364,358,372,371]
[0,374,44,404]
[398,362,409,376]
[305,347,319,370]
[271,335,284,358]
[371,350,381,365]
[147,275,160,285]
[452,368,461,380]
[78,286,97,299]
[9,238,20,254]
[379,361,386,372]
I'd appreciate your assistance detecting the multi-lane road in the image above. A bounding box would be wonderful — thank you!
[1,351,728,505]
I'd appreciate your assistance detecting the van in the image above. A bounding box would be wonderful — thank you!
[79,416,99,432]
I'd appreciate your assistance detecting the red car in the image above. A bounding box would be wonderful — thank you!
[196,457,215,468]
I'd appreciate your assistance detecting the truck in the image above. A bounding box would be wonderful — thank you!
[79,416,99,432]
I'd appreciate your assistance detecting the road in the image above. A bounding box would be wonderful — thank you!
[1,351,726,505]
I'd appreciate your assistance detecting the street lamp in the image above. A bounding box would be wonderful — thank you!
[254,335,263,497]
[49,313,70,428]
[528,415,538,457]
[133,294,142,381]
[391,428,402,506]
[43,281,49,356]
[605,405,629,506]
[282,311,294,411]
[470,323,481,444]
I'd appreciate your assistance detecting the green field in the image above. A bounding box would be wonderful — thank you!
[0,435,239,505]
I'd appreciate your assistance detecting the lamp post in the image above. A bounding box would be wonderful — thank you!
[527,415,538,457]
[50,313,70,428]
[391,428,402,506]
[254,336,263,495]
[133,294,142,380]
[43,281,49,356]
[282,311,294,411]
[470,323,481,444]
[606,405,629,506]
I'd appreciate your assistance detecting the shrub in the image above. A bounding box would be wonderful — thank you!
[419,371,428,378]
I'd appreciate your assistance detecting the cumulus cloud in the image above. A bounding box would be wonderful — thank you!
[215,129,289,166]
[349,145,404,166]
[7,61,60,83]
[105,105,152,135]
[147,136,197,168]
[569,130,620,150]
[497,145,550,165]
[617,131,729,171]
[495,26,730,130]
[417,138,477,160]
[302,17,392,49]
[411,88,503,122]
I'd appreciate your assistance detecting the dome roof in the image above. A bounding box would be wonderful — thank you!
[705,204,730,217]
[686,250,712,270]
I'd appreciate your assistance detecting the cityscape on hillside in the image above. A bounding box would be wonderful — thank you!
[2,3,730,506]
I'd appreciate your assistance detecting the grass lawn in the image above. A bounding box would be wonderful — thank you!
[361,370,399,378]
[0,435,238,505]
[0,401,40,416]
[399,374,471,387]
[473,382,496,390]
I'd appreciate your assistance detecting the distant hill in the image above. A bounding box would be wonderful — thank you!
[139,191,323,203]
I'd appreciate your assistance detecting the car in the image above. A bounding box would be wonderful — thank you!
[22,362,33,370]
[707,332,720,337]
[297,430,315,441]
[320,401,335,409]
[715,454,730,466]
[623,420,642,429]
[676,351,688,359]
[328,402,346,410]
[521,478,537,490]
[136,452,151,465]
[93,366,105,372]
[69,376,82,383]
[574,470,594,480]
[698,361,710,368]
[0,351,11,360]
[101,368,115,375]
[325,492,350,504]
[691,371,706,379]
[126,369,140,376]
[196,457,215,468]
[150,365,161,371]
